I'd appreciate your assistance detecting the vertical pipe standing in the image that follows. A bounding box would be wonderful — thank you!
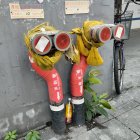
[29,55,66,134]
[70,55,88,125]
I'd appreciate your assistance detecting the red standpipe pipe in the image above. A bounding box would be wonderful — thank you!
[29,55,64,105]
[70,55,88,98]
[28,55,66,134]
[70,55,88,126]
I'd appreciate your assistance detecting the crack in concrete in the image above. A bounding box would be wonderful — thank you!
[111,104,140,118]
[123,86,134,92]
[115,116,140,138]
[101,116,115,125]
[133,99,140,105]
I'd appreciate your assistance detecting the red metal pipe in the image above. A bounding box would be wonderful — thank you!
[70,55,88,98]
[71,55,87,126]
[29,55,64,105]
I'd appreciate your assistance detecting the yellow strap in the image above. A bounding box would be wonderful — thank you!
[86,47,103,66]
[76,35,89,57]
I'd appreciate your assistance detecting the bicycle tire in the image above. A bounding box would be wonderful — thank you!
[114,46,125,94]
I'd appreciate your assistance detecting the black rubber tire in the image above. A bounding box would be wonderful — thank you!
[73,103,85,126]
[114,46,125,94]
[51,109,66,134]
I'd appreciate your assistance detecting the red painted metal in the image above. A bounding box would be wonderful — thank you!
[100,27,112,42]
[32,34,52,55]
[70,55,88,97]
[54,32,71,51]
[29,55,64,104]
[91,25,112,43]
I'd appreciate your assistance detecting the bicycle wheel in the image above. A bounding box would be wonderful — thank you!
[114,46,125,94]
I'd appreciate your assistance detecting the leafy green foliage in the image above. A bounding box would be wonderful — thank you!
[4,130,18,140]
[25,130,41,140]
[84,69,113,121]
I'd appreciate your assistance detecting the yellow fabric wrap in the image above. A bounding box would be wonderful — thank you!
[65,45,80,63]
[24,22,63,70]
[87,47,103,66]
[71,20,104,66]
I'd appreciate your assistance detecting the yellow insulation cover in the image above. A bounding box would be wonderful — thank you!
[24,22,63,70]
[71,20,105,66]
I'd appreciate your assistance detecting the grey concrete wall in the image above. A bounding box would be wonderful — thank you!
[0,0,114,137]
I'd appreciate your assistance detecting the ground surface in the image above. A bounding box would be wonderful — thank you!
[20,29,140,140]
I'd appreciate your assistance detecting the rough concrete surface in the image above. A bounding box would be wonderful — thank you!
[23,29,140,140]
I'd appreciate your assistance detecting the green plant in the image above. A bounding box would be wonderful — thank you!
[25,130,41,140]
[4,130,18,140]
[84,69,113,121]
